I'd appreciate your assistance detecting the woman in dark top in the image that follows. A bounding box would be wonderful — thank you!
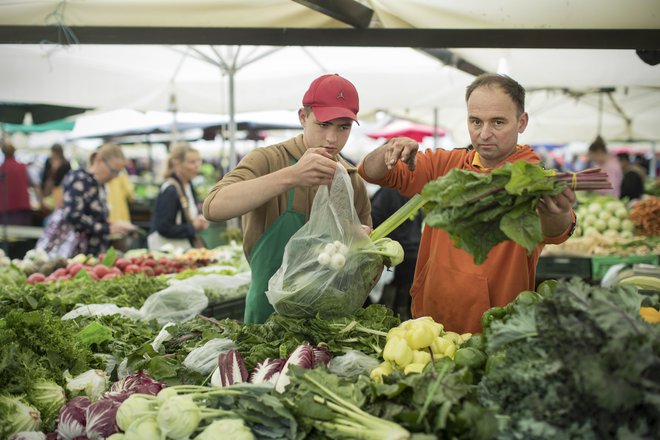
[148,143,209,251]
[57,144,136,255]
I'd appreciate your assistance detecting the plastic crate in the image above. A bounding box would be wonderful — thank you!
[591,254,659,281]
[536,256,592,281]
[202,297,246,321]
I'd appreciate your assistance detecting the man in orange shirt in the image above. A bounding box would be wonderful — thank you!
[358,73,576,333]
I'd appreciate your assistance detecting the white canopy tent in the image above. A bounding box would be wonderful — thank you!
[1,0,658,155]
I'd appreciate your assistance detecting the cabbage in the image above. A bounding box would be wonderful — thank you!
[157,395,201,439]
[588,202,601,213]
[615,206,629,219]
[583,214,598,228]
[607,217,621,231]
[27,380,66,430]
[621,219,635,232]
[115,394,156,431]
[65,369,109,401]
[594,219,608,232]
[123,415,161,440]
[0,395,41,439]
[196,419,255,440]
[598,210,612,221]
[9,432,46,440]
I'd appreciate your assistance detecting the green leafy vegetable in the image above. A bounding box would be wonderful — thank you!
[478,278,660,439]
[422,161,567,264]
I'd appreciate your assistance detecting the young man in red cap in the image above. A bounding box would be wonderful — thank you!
[203,74,372,324]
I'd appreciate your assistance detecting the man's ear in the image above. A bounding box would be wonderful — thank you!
[518,112,529,133]
[298,107,307,125]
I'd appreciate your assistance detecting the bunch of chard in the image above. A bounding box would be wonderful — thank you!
[420,160,612,264]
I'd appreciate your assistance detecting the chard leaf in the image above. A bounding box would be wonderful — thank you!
[499,200,543,253]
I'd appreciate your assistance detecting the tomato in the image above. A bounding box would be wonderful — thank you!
[115,258,131,271]
[109,267,123,276]
[141,266,154,276]
[51,268,68,278]
[102,273,118,280]
[93,265,110,278]
[67,262,83,276]
[125,264,140,274]
[142,258,156,268]
[27,273,46,284]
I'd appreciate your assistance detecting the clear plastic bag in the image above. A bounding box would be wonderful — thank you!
[183,338,236,375]
[267,163,382,318]
[139,284,208,324]
[328,350,381,377]
[168,272,251,303]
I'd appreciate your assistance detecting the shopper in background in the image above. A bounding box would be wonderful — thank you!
[358,73,576,333]
[0,142,40,226]
[587,135,623,198]
[39,143,136,256]
[203,73,373,324]
[40,143,71,209]
[616,152,646,200]
[106,170,135,223]
[370,187,422,321]
[148,143,208,251]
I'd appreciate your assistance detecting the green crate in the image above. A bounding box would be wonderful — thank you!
[591,254,659,281]
[537,256,592,281]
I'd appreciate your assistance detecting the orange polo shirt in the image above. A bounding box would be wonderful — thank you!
[358,146,574,333]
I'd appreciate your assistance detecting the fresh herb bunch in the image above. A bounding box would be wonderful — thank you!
[0,309,94,395]
[422,161,610,264]
[0,273,168,316]
[478,278,660,439]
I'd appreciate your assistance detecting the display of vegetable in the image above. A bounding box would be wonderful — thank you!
[371,317,478,382]
[114,382,298,439]
[421,161,611,264]
[629,195,660,236]
[478,278,660,439]
[574,195,635,239]
[284,366,411,440]
[0,395,41,439]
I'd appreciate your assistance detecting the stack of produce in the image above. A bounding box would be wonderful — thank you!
[574,196,635,239]
[629,196,660,236]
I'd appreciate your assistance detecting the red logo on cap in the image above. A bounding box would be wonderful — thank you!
[337,91,345,100]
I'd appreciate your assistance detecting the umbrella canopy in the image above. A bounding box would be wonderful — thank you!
[1,118,75,133]
[0,102,89,124]
[367,120,446,142]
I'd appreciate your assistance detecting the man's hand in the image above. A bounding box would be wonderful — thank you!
[360,136,419,180]
[192,215,209,231]
[383,137,419,171]
[537,187,576,237]
[292,147,337,187]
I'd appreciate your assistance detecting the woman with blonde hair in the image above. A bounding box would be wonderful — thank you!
[37,143,137,257]
[148,143,208,251]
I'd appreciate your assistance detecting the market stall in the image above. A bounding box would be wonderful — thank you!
[0,162,658,439]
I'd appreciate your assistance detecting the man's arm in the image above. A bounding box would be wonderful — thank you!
[360,137,419,180]
[538,187,576,238]
[204,147,337,222]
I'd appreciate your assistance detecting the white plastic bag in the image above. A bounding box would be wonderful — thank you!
[267,164,382,318]
[168,272,251,303]
[328,350,381,377]
[183,338,236,375]
[61,303,143,321]
[139,284,208,324]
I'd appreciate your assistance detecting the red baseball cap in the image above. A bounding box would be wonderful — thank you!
[302,74,359,123]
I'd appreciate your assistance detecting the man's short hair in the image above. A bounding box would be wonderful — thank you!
[466,73,526,117]
[588,135,608,154]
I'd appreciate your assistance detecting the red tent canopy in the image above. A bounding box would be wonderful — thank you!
[366,120,446,142]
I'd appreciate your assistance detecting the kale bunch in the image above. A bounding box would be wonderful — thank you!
[478,278,660,439]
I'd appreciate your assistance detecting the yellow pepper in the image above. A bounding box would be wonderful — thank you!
[443,331,462,345]
[431,336,454,356]
[443,343,457,359]
[403,363,427,375]
[386,326,407,341]
[405,325,436,350]
[640,307,660,324]
[383,336,413,367]
[411,349,432,365]
[369,361,395,383]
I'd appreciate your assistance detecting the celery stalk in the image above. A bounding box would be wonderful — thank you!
[370,193,428,241]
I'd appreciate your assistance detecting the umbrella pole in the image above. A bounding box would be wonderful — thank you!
[0,132,8,255]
